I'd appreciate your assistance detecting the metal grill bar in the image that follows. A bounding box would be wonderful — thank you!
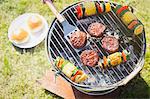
[74,2,129,80]
[53,24,100,82]
[99,1,145,78]
[63,10,115,84]
[97,2,140,57]
[68,6,122,82]
[104,12,140,62]
[49,41,86,85]
[66,7,119,83]
[88,45,113,84]
[47,1,145,88]
[103,12,142,72]
[99,13,142,76]
[88,44,117,84]
[96,15,134,72]
[90,15,127,78]
[70,5,121,80]
[52,22,101,85]
[106,12,141,58]
[71,5,125,81]
[50,39,63,57]
[67,14,118,83]
[110,3,143,47]
[49,43,90,85]
[108,13,142,60]
[89,41,118,83]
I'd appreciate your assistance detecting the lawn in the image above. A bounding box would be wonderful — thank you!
[0,0,150,98]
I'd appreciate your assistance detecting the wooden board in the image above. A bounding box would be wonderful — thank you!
[37,69,75,99]
[37,69,120,99]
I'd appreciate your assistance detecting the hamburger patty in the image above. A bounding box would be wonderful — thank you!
[101,36,119,53]
[80,50,99,67]
[88,22,106,37]
[70,31,87,49]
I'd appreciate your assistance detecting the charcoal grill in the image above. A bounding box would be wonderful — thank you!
[45,0,146,95]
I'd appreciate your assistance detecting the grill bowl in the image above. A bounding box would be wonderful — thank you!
[45,0,146,95]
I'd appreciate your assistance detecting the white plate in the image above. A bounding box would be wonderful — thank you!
[8,13,49,48]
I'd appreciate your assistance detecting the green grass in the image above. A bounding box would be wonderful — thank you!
[0,0,150,98]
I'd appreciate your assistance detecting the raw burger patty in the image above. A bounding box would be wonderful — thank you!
[101,36,119,53]
[70,31,87,49]
[80,50,99,67]
[88,22,106,37]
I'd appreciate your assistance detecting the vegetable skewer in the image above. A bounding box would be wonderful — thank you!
[75,1,112,19]
[113,5,144,35]
[55,57,88,83]
[98,50,130,69]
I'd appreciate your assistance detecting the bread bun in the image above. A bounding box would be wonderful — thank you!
[28,15,44,33]
[11,28,29,44]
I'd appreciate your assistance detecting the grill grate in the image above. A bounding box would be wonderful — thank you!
[46,1,146,89]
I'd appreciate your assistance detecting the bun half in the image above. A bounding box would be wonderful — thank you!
[11,28,29,44]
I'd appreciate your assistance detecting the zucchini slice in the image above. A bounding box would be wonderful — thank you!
[133,24,144,35]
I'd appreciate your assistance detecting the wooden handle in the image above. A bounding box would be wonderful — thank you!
[43,0,65,23]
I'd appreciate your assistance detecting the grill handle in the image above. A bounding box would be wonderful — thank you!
[43,0,65,23]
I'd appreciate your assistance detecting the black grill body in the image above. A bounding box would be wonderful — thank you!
[45,1,146,95]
